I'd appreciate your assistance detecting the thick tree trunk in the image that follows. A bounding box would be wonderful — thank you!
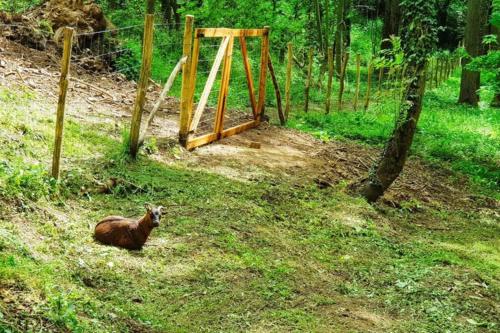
[458,0,491,106]
[355,65,427,202]
[353,0,436,203]
[381,0,401,50]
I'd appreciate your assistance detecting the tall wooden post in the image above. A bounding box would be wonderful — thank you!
[179,15,194,145]
[353,53,361,110]
[338,52,349,111]
[305,47,313,113]
[129,6,155,157]
[51,27,74,179]
[285,42,293,121]
[257,26,270,122]
[364,59,373,111]
[325,47,334,114]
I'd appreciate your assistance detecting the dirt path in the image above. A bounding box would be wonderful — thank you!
[1,36,498,215]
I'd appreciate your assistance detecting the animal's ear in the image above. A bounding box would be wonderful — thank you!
[158,206,164,214]
[144,203,153,211]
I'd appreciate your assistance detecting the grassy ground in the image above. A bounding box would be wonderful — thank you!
[1,77,499,333]
[288,73,500,198]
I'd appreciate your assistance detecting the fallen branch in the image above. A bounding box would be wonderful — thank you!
[139,56,187,145]
[267,53,286,126]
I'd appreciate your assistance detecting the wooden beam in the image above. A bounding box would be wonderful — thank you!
[256,26,270,122]
[221,120,258,138]
[196,28,267,38]
[179,15,194,145]
[214,36,235,135]
[240,36,258,119]
[189,36,230,132]
[140,56,187,145]
[185,133,218,150]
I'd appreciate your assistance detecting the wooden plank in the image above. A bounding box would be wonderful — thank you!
[221,120,258,138]
[285,42,293,121]
[185,133,219,150]
[267,53,285,125]
[179,15,194,145]
[189,36,230,132]
[129,14,155,157]
[325,46,334,114]
[214,36,235,135]
[189,35,201,106]
[353,53,361,110]
[51,27,74,179]
[256,26,270,121]
[304,47,313,113]
[196,28,267,38]
[240,35,258,118]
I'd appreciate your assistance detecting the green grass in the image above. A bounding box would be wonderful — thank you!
[1,80,499,332]
[288,74,500,197]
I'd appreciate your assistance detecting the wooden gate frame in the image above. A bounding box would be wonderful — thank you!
[180,27,270,150]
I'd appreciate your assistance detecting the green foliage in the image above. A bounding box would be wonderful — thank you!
[400,0,439,66]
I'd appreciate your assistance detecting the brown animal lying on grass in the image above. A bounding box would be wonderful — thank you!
[94,205,163,250]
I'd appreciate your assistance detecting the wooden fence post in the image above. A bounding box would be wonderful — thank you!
[325,47,334,114]
[304,47,313,113]
[377,65,384,94]
[51,27,74,180]
[338,52,349,111]
[179,15,194,145]
[364,59,373,111]
[129,12,155,157]
[438,58,444,85]
[257,26,270,122]
[434,57,439,87]
[285,42,293,121]
[353,53,361,110]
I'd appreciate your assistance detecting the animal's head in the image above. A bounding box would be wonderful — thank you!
[144,204,164,228]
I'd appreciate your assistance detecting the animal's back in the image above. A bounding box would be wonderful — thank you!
[94,216,138,249]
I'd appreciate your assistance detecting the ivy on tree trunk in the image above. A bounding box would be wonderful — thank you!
[352,0,438,203]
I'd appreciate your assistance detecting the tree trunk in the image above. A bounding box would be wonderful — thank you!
[381,0,401,50]
[313,0,325,56]
[161,0,180,29]
[458,0,491,106]
[334,0,345,75]
[353,0,436,202]
[490,23,500,106]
